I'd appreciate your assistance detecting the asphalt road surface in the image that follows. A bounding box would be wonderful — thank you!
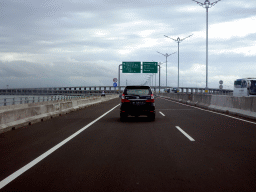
[1,96,256,191]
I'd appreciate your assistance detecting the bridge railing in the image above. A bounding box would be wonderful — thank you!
[0,95,85,106]
[0,85,232,93]
[152,86,233,96]
[0,93,114,106]
[0,86,233,98]
[0,86,124,95]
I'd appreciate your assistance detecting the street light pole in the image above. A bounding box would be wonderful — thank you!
[147,76,151,86]
[147,74,154,86]
[156,51,176,87]
[192,0,221,90]
[164,34,193,88]
[152,60,164,89]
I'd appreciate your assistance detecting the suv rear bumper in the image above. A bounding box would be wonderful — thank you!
[120,103,155,116]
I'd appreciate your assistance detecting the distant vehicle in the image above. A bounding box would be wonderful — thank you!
[164,88,179,93]
[164,88,170,93]
[233,78,256,97]
[120,86,155,121]
[101,91,105,97]
[171,88,178,93]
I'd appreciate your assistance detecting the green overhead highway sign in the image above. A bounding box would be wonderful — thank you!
[142,62,158,73]
[122,62,141,73]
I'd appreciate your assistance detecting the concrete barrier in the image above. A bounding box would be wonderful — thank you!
[158,93,256,120]
[193,94,203,104]
[0,95,119,134]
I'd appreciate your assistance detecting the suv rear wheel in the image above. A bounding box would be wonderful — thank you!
[148,113,155,121]
[120,113,127,122]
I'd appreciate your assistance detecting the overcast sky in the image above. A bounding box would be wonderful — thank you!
[0,0,255,89]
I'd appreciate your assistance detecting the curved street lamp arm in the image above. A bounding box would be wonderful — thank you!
[211,0,221,6]
[167,51,177,57]
[192,0,204,6]
[164,35,178,42]
[180,34,193,41]
[157,51,166,56]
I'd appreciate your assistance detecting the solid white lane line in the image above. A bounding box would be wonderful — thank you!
[175,101,256,125]
[159,111,165,116]
[175,126,195,141]
[160,96,256,125]
[0,104,120,190]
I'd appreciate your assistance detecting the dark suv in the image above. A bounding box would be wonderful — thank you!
[120,86,155,121]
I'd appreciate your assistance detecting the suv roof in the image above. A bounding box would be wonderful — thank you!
[124,86,150,89]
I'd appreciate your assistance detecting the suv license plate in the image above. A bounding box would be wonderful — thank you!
[135,101,144,105]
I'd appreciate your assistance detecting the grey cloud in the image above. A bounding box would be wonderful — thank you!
[0,59,118,88]
[0,0,255,89]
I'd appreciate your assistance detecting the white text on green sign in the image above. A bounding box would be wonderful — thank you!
[122,62,141,73]
[142,62,158,73]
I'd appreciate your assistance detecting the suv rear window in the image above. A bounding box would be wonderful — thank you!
[124,86,152,96]
[126,89,150,96]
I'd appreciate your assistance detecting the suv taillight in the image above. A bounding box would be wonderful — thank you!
[121,94,130,103]
[146,94,154,103]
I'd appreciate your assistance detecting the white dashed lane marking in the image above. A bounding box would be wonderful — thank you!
[175,126,195,141]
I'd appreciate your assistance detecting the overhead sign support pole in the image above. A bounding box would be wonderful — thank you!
[158,65,161,93]
[118,64,122,93]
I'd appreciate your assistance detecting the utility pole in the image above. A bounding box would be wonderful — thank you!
[164,34,193,88]
[192,0,221,90]
[156,51,176,87]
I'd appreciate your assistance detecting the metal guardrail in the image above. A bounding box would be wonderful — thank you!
[0,85,233,106]
[0,86,233,96]
[160,87,233,95]
[0,96,80,106]
[0,93,112,106]
[0,86,121,96]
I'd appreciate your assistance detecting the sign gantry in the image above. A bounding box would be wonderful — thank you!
[122,62,158,73]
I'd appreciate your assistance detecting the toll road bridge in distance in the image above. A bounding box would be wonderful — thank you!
[0,86,232,95]
[0,86,125,96]
[0,96,255,191]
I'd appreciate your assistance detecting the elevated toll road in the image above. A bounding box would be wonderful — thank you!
[1,96,256,191]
